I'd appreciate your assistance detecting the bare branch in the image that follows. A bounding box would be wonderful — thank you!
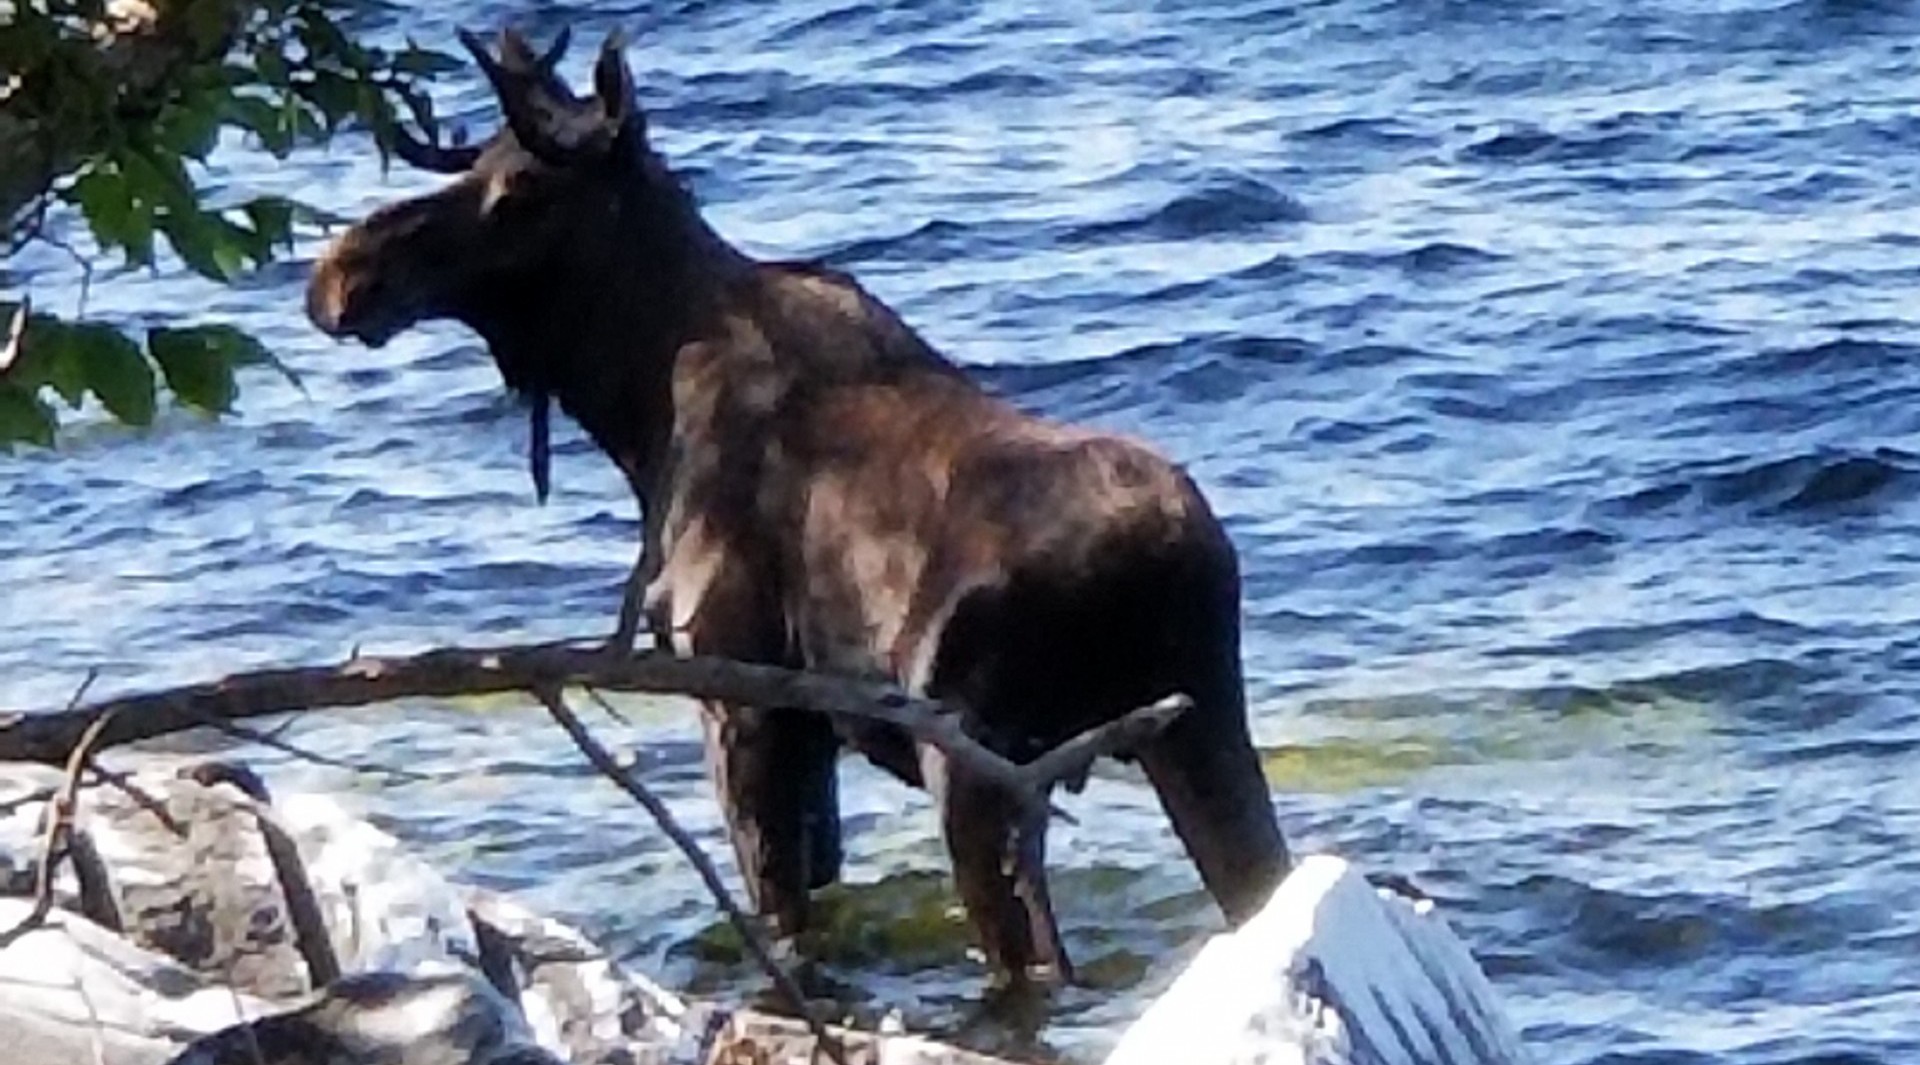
[583,684,635,728]
[0,706,118,947]
[0,294,27,373]
[83,763,187,837]
[0,642,1188,819]
[532,686,848,1065]
[0,764,188,838]
[201,717,437,785]
[2,194,50,258]
[38,232,94,317]
[1019,693,1192,797]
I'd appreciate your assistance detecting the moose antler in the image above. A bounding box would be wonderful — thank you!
[458,26,638,165]
[386,123,482,174]
[499,25,572,74]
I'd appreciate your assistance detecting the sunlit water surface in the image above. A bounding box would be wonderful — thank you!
[7,1,1920,1061]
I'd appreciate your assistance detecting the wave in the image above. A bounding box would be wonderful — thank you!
[1459,111,1691,167]
[1291,116,1436,151]
[1729,337,1920,380]
[1592,447,1920,519]
[973,333,1430,414]
[1063,174,1308,245]
[1485,873,1887,968]
[817,218,995,264]
[1307,241,1506,276]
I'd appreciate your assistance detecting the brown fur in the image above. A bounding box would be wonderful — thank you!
[307,28,1290,982]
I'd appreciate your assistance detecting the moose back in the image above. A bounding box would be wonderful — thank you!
[306,27,1291,983]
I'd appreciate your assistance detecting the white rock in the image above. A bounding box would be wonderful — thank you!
[1102,855,1531,1065]
[0,897,264,1064]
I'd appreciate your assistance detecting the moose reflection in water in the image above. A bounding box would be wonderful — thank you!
[306,27,1290,984]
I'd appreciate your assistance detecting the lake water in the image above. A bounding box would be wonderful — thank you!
[6,0,1920,1061]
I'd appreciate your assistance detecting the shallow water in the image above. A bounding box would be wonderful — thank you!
[7,0,1920,1060]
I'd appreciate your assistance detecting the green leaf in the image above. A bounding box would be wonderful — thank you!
[155,89,225,160]
[294,10,361,69]
[44,342,90,407]
[155,209,259,282]
[225,94,296,155]
[299,70,363,133]
[4,316,92,409]
[36,326,91,409]
[148,325,263,413]
[66,322,157,426]
[242,196,297,251]
[395,45,465,78]
[256,47,291,87]
[68,165,156,266]
[119,146,196,216]
[212,223,253,276]
[0,382,56,449]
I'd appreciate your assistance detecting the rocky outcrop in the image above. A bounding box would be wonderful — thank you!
[0,758,1028,1065]
[2,757,1532,1065]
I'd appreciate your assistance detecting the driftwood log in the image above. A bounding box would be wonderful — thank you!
[0,641,1189,820]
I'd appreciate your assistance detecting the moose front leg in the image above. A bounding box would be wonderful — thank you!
[608,545,648,655]
[701,702,845,935]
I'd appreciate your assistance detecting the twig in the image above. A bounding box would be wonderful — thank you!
[1020,693,1193,795]
[38,232,93,317]
[532,685,849,1065]
[3,195,50,259]
[0,705,117,947]
[584,684,634,727]
[0,293,27,373]
[0,765,187,838]
[203,717,435,785]
[81,763,186,837]
[0,785,59,818]
[0,641,1189,820]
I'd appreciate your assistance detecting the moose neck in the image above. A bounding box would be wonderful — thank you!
[475,158,746,505]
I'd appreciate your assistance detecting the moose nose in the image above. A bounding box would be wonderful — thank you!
[306,245,354,336]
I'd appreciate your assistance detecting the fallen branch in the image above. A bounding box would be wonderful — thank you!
[0,641,1189,818]
[535,686,847,1065]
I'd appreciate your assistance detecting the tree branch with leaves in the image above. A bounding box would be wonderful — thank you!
[0,0,466,447]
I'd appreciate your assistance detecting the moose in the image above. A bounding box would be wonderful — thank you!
[307,27,1290,983]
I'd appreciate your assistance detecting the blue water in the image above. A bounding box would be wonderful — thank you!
[8,0,1920,1060]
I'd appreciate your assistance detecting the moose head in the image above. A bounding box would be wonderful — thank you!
[308,27,728,497]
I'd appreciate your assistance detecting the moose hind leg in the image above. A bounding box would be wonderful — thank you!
[925,746,1072,984]
[701,704,843,934]
[1137,686,1290,927]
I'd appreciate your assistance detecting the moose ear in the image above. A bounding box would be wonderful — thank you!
[593,30,643,140]
[499,27,539,68]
